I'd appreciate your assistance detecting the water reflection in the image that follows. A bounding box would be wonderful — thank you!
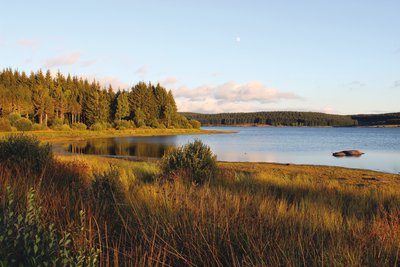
[67,137,177,159]
[59,127,400,173]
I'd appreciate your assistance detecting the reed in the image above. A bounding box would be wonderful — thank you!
[1,136,400,266]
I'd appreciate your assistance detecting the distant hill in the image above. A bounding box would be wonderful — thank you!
[181,111,400,127]
[351,113,400,126]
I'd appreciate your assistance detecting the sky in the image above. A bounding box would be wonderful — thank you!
[1,0,399,114]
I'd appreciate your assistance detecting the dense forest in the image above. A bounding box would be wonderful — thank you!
[351,113,400,126]
[0,68,197,130]
[182,111,358,127]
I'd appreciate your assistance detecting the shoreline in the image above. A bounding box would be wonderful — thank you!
[202,124,400,128]
[0,128,236,143]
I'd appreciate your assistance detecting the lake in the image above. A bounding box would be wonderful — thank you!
[58,127,400,174]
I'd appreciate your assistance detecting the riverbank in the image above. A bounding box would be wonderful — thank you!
[0,128,235,143]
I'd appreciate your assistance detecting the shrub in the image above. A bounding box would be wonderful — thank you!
[0,135,53,175]
[189,119,201,129]
[11,126,17,132]
[8,113,22,126]
[90,122,112,131]
[50,117,64,129]
[0,117,12,132]
[90,122,105,131]
[115,119,135,130]
[160,140,218,185]
[72,122,87,130]
[149,118,160,128]
[60,124,71,131]
[0,188,99,266]
[15,118,33,131]
[32,123,45,131]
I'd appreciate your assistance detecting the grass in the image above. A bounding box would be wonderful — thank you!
[0,128,233,143]
[1,136,400,265]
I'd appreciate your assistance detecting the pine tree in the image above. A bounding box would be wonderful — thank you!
[115,91,130,121]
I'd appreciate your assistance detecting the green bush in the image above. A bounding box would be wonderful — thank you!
[0,117,12,132]
[160,140,218,185]
[8,113,22,126]
[32,123,45,131]
[90,122,113,131]
[50,117,64,129]
[15,118,33,131]
[72,122,87,130]
[90,122,105,131]
[60,124,71,131]
[0,187,99,266]
[0,135,53,175]
[115,119,135,130]
[189,119,201,129]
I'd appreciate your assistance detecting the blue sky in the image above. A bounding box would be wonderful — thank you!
[1,0,399,114]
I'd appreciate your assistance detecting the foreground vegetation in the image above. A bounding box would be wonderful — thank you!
[1,136,400,266]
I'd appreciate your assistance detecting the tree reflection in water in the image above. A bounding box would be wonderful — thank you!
[67,137,175,158]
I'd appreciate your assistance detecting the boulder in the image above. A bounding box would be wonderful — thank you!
[333,150,364,157]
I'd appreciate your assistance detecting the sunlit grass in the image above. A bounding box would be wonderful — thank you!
[0,128,232,143]
[2,148,400,265]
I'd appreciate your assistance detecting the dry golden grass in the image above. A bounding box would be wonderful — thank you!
[2,148,400,266]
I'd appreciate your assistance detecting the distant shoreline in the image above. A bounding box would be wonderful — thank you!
[202,124,400,128]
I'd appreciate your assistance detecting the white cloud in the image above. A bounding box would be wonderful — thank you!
[158,76,177,87]
[81,59,97,67]
[44,51,81,68]
[18,39,39,49]
[82,74,130,90]
[172,80,301,113]
[135,65,148,78]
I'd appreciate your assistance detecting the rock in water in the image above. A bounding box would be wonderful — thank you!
[333,150,364,157]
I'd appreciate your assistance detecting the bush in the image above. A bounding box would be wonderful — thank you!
[11,126,17,132]
[32,123,45,131]
[15,118,33,131]
[50,117,64,129]
[0,188,99,266]
[90,122,105,131]
[8,113,22,126]
[90,122,113,131]
[60,124,71,131]
[0,135,53,175]
[189,119,201,129]
[72,122,87,130]
[160,140,218,185]
[115,119,135,130]
[0,117,12,132]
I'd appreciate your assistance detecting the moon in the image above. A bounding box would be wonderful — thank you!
[236,36,241,42]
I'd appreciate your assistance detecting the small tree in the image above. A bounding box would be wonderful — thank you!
[160,140,218,185]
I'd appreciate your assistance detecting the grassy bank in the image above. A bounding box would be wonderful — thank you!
[2,137,400,266]
[0,128,232,143]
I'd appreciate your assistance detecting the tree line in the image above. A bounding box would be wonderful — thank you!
[0,68,198,130]
[181,111,358,127]
[351,113,400,126]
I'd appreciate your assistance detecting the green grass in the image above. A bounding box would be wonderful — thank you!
[1,138,400,265]
[0,127,233,143]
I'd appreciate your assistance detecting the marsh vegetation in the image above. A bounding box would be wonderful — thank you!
[1,136,400,266]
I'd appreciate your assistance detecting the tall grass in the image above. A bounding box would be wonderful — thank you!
[1,136,400,266]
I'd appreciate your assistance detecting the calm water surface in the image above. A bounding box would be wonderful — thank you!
[60,127,400,173]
